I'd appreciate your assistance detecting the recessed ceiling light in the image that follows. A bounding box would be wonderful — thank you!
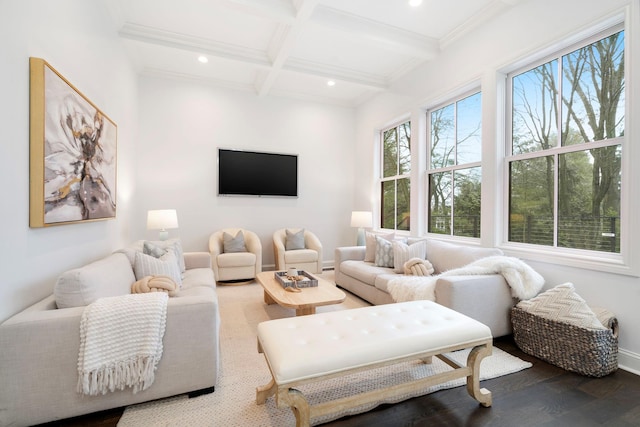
[409,0,423,6]
[327,80,336,87]
[198,55,208,64]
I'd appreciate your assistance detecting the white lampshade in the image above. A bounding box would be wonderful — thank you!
[350,211,373,228]
[351,211,372,246]
[147,209,179,240]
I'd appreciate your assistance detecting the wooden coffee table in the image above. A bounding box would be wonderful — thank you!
[256,271,346,316]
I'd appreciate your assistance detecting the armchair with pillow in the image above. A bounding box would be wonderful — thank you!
[272,228,323,274]
[209,228,262,283]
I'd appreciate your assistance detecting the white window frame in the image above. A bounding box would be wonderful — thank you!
[426,89,483,239]
[379,119,412,232]
[500,18,636,276]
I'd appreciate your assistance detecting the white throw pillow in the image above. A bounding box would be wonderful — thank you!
[392,240,427,273]
[134,250,183,288]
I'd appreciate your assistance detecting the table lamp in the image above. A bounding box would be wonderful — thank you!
[147,209,179,241]
[351,211,373,246]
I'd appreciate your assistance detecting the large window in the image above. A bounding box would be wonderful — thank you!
[508,28,624,253]
[380,121,411,231]
[428,92,482,237]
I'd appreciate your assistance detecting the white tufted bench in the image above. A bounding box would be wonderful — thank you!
[256,300,493,426]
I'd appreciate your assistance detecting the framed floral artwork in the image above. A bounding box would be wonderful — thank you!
[29,57,117,227]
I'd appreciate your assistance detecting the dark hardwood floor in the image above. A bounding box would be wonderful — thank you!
[38,336,640,427]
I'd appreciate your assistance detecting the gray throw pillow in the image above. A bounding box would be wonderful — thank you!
[143,241,167,258]
[223,230,247,253]
[374,235,394,268]
[285,229,305,250]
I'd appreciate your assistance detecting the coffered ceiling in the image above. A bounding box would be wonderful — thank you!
[106,0,523,107]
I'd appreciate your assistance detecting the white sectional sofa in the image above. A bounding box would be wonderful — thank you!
[335,238,516,337]
[0,240,220,427]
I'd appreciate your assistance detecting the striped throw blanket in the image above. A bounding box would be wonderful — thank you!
[78,293,168,395]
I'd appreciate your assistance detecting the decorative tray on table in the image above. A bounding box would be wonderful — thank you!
[274,270,318,289]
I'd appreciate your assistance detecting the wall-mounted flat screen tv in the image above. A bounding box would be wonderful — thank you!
[218,148,298,197]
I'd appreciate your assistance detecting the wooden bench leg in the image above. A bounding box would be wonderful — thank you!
[256,377,277,405]
[283,388,311,427]
[466,343,492,407]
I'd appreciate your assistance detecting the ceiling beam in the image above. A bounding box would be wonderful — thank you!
[118,23,270,67]
[254,0,320,97]
[311,6,439,59]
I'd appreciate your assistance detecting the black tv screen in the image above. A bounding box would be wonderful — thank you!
[218,149,298,197]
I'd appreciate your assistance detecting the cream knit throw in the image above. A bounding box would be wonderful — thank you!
[78,293,168,396]
[388,255,544,303]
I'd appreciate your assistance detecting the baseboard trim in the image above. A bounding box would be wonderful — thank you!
[618,348,640,376]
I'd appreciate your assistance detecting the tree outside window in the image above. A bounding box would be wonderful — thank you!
[381,122,410,231]
[509,28,624,253]
[428,92,482,237]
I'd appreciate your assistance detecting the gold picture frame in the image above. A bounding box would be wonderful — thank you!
[29,57,117,227]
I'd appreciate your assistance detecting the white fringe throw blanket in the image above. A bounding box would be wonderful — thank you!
[388,256,544,303]
[78,293,168,396]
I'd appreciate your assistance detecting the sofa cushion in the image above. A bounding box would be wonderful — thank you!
[223,230,247,253]
[284,249,318,264]
[392,240,427,273]
[54,253,135,308]
[217,251,256,268]
[374,273,403,293]
[426,239,503,274]
[134,251,183,287]
[182,267,216,290]
[340,260,395,286]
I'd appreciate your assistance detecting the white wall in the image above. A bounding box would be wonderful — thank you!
[355,0,640,370]
[0,0,138,322]
[134,76,356,268]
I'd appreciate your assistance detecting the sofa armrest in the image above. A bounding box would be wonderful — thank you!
[335,246,366,263]
[435,274,515,337]
[334,246,366,284]
[184,251,212,270]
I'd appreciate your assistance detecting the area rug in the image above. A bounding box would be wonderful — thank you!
[118,273,531,426]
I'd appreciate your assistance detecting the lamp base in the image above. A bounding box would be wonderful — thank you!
[159,230,169,241]
[356,228,366,246]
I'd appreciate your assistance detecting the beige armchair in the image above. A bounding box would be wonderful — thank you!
[272,228,323,274]
[209,228,262,283]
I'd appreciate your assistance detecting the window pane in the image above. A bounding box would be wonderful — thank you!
[509,156,554,246]
[558,146,621,252]
[396,177,410,231]
[561,31,625,145]
[381,180,395,229]
[456,93,482,164]
[453,167,481,237]
[398,122,411,175]
[430,104,455,169]
[512,60,558,155]
[382,128,397,178]
[429,171,451,234]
